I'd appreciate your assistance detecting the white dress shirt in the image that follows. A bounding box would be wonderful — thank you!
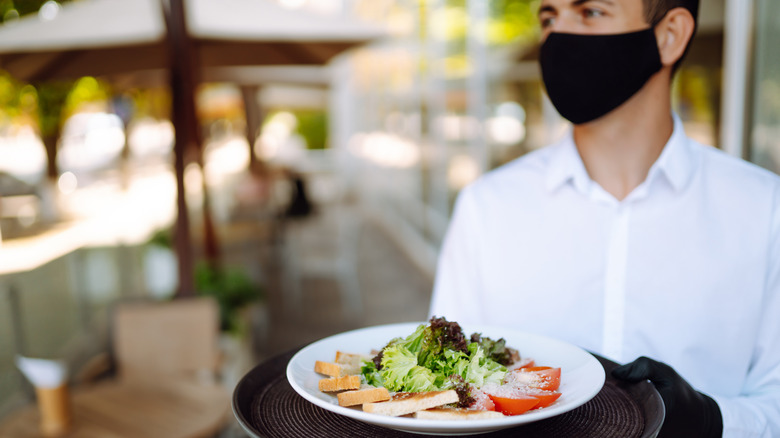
[429,115,780,437]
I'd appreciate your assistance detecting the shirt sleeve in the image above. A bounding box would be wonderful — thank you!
[428,185,485,325]
[712,184,780,438]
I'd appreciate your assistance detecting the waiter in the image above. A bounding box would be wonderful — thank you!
[429,0,780,436]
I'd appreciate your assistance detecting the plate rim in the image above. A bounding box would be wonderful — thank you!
[285,321,606,434]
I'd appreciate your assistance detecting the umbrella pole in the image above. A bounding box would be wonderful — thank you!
[166,0,197,297]
[241,85,262,168]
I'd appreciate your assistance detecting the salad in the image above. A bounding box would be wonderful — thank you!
[317,317,562,417]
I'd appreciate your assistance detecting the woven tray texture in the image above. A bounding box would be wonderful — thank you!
[244,350,648,438]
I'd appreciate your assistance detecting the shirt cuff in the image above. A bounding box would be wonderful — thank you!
[710,393,768,438]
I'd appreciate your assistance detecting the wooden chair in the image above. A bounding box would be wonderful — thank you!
[112,297,222,383]
[0,297,232,438]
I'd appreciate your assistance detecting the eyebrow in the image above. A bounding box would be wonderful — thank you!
[573,0,616,5]
[539,0,616,15]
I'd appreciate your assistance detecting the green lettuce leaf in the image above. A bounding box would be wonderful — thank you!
[404,365,439,392]
[464,344,507,387]
[361,359,384,387]
[380,345,419,391]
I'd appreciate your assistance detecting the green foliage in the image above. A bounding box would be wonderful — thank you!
[62,76,111,118]
[1,0,73,23]
[426,0,539,47]
[130,88,171,120]
[0,73,112,138]
[294,110,328,150]
[147,227,173,249]
[34,81,73,138]
[194,263,264,334]
[0,71,21,122]
[487,0,541,46]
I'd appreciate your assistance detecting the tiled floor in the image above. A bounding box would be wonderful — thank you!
[222,202,434,362]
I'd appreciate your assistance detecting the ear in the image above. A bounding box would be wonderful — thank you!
[654,7,696,67]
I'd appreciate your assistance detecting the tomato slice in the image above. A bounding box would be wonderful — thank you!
[470,389,496,411]
[506,367,561,391]
[486,394,539,416]
[508,358,535,370]
[519,359,535,369]
[528,390,562,409]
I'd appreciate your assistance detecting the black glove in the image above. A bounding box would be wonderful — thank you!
[612,356,723,438]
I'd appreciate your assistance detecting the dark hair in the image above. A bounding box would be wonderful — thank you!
[643,0,699,71]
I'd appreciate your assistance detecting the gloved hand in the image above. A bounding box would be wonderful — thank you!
[612,356,723,438]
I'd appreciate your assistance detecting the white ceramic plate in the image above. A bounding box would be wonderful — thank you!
[286,322,605,436]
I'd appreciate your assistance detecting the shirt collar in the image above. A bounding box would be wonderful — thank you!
[544,130,590,194]
[544,113,697,195]
[648,113,696,193]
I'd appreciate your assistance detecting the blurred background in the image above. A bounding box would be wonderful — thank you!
[0,0,777,436]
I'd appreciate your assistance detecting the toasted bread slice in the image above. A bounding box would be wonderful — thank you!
[318,375,361,392]
[363,390,459,417]
[334,351,369,375]
[415,408,505,420]
[337,387,391,407]
[335,351,370,365]
[315,360,356,377]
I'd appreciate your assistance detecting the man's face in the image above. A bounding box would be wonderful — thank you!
[538,0,649,39]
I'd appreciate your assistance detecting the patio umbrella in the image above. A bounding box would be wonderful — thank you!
[0,0,384,297]
[0,0,382,81]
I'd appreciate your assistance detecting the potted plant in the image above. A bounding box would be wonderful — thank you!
[194,262,264,336]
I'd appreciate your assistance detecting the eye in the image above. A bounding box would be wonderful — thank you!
[539,15,556,29]
[582,8,604,19]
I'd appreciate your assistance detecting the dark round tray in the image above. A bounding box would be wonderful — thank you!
[233,348,664,438]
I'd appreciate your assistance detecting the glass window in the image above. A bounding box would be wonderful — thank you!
[749,0,780,173]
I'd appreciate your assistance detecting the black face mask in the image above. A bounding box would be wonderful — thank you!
[539,28,663,125]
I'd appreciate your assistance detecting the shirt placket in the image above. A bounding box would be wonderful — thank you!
[602,202,630,362]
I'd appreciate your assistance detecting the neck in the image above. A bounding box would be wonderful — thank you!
[572,70,675,200]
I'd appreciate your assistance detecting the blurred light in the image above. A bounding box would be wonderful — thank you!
[306,0,342,15]
[270,111,298,132]
[184,163,204,208]
[430,6,468,41]
[496,101,526,122]
[197,84,243,122]
[447,154,479,189]
[279,0,307,9]
[144,245,177,299]
[16,203,39,228]
[128,118,174,157]
[58,113,126,172]
[349,131,420,168]
[204,137,250,183]
[58,172,78,194]
[486,116,526,145]
[387,8,415,37]
[442,115,462,141]
[434,115,480,141]
[486,102,527,145]
[256,111,298,161]
[0,125,47,183]
[38,1,60,21]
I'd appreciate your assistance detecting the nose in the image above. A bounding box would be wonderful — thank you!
[541,17,567,40]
